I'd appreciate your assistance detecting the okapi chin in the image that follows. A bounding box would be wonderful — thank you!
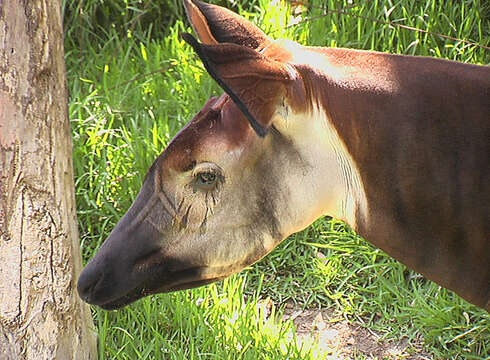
[78,0,490,312]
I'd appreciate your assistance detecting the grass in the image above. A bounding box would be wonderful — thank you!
[65,0,490,359]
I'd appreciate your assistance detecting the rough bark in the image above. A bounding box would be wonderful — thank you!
[0,0,97,359]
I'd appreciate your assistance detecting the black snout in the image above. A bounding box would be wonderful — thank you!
[77,237,163,306]
[77,218,165,307]
[77,240,127,307]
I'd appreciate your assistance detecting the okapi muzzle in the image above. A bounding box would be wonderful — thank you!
[77,161,226,309]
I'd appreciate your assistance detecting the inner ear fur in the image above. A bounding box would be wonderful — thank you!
[183,0,271,50]
[183,33,299,137]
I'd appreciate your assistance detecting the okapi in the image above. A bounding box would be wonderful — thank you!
[78,0,490,311]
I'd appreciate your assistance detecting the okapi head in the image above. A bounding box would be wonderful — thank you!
[78,0,490,311]
[78,0,329,309]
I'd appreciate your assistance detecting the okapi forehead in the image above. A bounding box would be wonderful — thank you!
[159,95,254,173]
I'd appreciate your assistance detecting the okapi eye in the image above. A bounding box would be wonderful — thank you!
[195,172,218,191]
[192,162,223,191]
[198,172,216,185]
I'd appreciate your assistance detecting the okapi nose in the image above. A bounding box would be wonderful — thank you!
[77,264,104,304]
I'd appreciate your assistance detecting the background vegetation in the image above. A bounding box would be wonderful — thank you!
[64,0,489,358]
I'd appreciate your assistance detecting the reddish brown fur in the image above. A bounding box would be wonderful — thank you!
[294,50,489,309]
[160,96,251,172]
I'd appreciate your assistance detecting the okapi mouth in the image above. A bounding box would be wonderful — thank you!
[96,268,226,310]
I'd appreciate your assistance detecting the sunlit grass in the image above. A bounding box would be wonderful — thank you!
[66,0,489,359]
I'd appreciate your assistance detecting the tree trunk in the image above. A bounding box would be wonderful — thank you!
[0,0,97,359]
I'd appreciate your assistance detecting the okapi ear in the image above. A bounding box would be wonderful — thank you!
[183,33,295,137]
[183,0,271,50]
